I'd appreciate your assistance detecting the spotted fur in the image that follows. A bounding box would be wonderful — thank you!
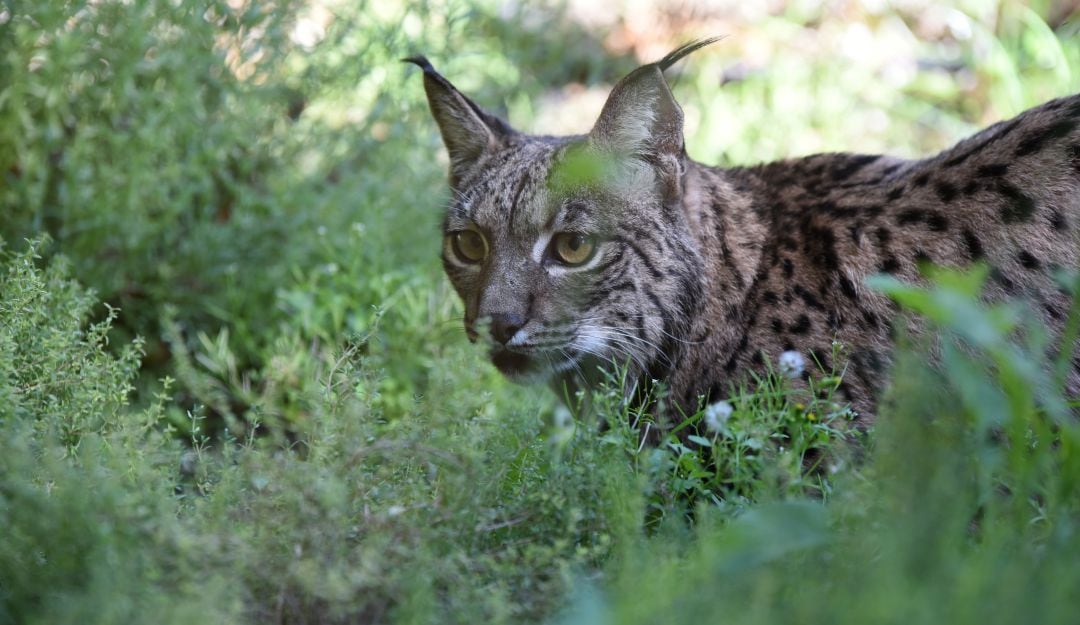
[407,42,1080,425]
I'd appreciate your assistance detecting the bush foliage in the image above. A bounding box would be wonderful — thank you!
[1,1,1079,623]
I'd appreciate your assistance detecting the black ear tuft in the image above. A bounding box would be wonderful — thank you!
[401,55,433,70]
[402,56,453,91]
[656,36,725,72]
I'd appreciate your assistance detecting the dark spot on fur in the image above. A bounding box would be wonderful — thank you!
[897,209,925,225]
[861,308,880,329]
[782,258,795,279]
[863,204,884,217]
[771,318,784,333]
[935,181,957,202]
[794,285,825,310]
[1018,251,1041,270]
[839,275,858,299]
[819,200,859,220]
[850,350,888,394]
[895,207,948,231]
[1050,209,1068,231]
[815,200,836,214]
[1015,119,1079,156]
[880,256,901,274]
[849,224,863,245]
[830,155,881,181]
[886,186,904,201]
[961,229,984,259]
[1069,144,1080,174]
[977,163,1009,177]
[962,180,980,196]
[926,211,949,232]
[882,163,901,176]
[827,311,843,331]
[724,332,752,373]
[865,350,887,375]
[997,181,1037,223]
[786,315,812,334]
[763,291,778,304]
[913,172,930,187]
[802,224,839,271]
[990,267,1016,292]
[1044,302,1064,320]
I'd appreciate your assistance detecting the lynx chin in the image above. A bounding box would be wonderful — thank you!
[407,39,1080,427]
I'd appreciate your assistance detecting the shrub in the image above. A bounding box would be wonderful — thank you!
[0,239,235,624]
[0,238,637,624]
[0,237,142,447]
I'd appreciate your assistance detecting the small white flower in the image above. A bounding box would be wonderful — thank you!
[778,350,805,379]
[703,400,733,433]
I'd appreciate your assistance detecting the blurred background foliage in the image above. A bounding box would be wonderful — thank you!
[1,0,1079,623]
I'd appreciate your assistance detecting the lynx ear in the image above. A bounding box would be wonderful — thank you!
[589,38,721,161]
[404,56,514,187]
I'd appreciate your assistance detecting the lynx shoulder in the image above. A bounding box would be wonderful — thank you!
[407,41,1080,424]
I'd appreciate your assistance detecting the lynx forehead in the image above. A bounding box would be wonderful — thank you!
[408,41,1080,424]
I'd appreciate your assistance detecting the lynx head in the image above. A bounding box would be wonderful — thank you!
[408,40,718,385]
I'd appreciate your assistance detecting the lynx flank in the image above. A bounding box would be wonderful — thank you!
[407,40,1080,425]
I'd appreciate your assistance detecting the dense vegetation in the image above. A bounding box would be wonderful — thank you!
[2,1,1079,623]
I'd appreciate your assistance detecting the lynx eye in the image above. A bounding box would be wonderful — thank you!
[449,229,488,263]
[551,232,596,266]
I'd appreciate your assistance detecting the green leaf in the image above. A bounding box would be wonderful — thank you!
[706,501,830,575]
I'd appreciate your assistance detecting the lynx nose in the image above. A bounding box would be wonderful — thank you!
[487,313,525,345]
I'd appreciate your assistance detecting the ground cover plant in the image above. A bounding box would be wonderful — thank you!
[2,1,1079,623]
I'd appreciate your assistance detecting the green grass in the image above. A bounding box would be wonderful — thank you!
[2,1,1080,623]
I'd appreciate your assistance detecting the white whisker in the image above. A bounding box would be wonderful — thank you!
[573,314,702,346]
